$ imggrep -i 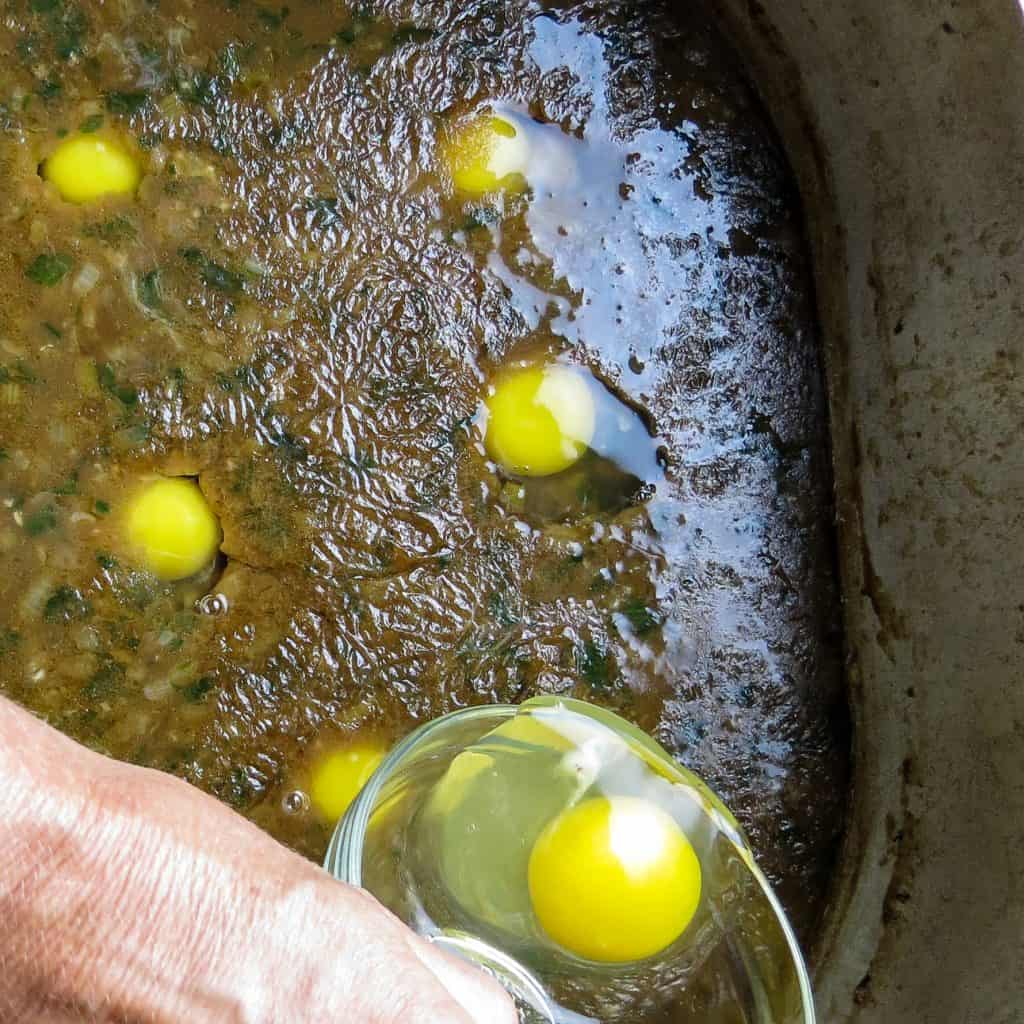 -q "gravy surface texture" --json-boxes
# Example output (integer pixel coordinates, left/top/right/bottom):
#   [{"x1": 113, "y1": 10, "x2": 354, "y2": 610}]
[{"x1": 0, "y1": 0, "x2": 848, "y2": 946}]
